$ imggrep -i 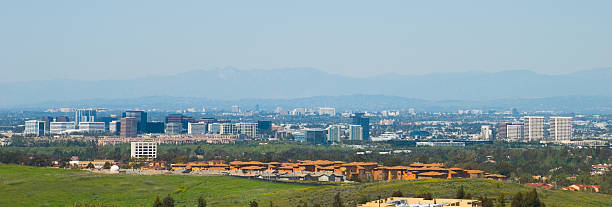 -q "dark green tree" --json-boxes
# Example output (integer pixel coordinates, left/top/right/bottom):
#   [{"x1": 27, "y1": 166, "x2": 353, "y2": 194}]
[
  {"x1": 456, "y1": 186, "x2": 465, "y2": 199},
  {"x1": 511, "y1": 192, "x2": 525, "y2": 207},
  {"x1": 479, "y1": 196, "x2": 494, "y2": 207},
  {"x1": 332, "y1": 192, "x2": 344, "y2": 207},
  {"x1": 103, "y1": 161, "x2": 111, "y2": 169},
  {"x1": 197, "y1": 196, "x2": 206, "y2": 207},
  {"x1": 162, "y1": 194, "x2": 174, "y2": 207},
  {"x1": 524, "y1": 189, "x2": 545, "y2": 207},
  {"x1": 496, "y1": 194, "x2": 506, "y2": 207},
  {"x1": 392, "y1": 190, "x2": 404, "y2": 197},
  {"x1": 86, "y1": 162, "x2": 95, "y2": 169},
  {"x1": 153, "y1": 196, "x2": 162, "y2": 207},
  {"x1": 418, "y1": 192, "x2": 433, "y2": 200}
]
